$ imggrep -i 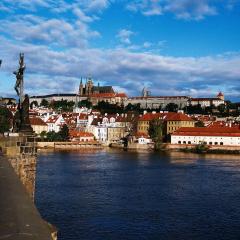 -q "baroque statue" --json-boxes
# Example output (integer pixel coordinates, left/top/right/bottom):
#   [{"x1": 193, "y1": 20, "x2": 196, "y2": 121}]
[
  {"x1": 13, "y1": 53, "x2": 33, "y2": 134},
  {"x1": 13, "y1": 53, "x2": 25, "y2": 103}
]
